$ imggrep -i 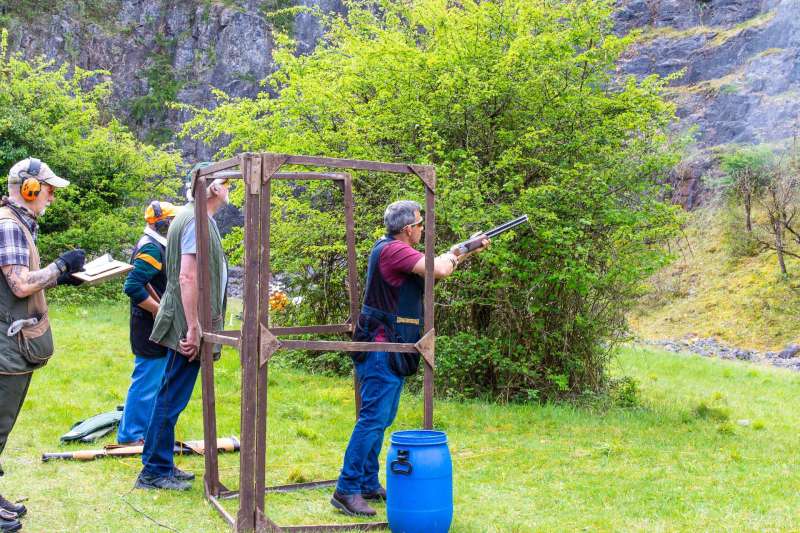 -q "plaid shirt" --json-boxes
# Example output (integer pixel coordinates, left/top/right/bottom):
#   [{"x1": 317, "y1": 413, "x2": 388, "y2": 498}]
[{"x1": 0, "y1": 202, "x2": 38, "y2": 268}]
